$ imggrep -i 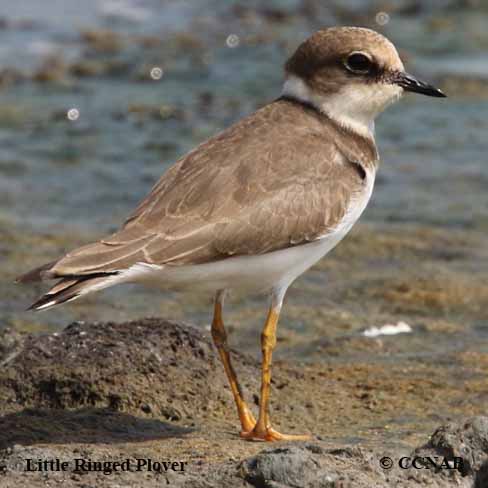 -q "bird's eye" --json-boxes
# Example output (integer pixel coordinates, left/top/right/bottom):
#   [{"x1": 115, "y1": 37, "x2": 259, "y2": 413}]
[{"x1": 344, "y1": 52, "x2": 373, "y2": 74}]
